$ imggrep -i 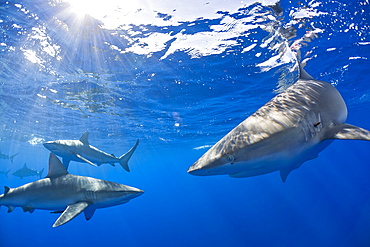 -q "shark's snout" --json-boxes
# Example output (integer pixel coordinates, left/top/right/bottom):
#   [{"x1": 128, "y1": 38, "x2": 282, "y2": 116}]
[
  {"x1": 127, "y1": 189, "x2": 144, "y2": 200},
  {"x1": 135, "y1": 190, "x2": 144, "y2": 196},
  {"x1": 43, "y1": 142, "x2": 56, "y2": 150},
  {"x1": 187, "y1": 165, "x2": 200, "y2": 175},
  {"x1": 187, "y1": 160, "x2": 212, "y2": 176}
]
